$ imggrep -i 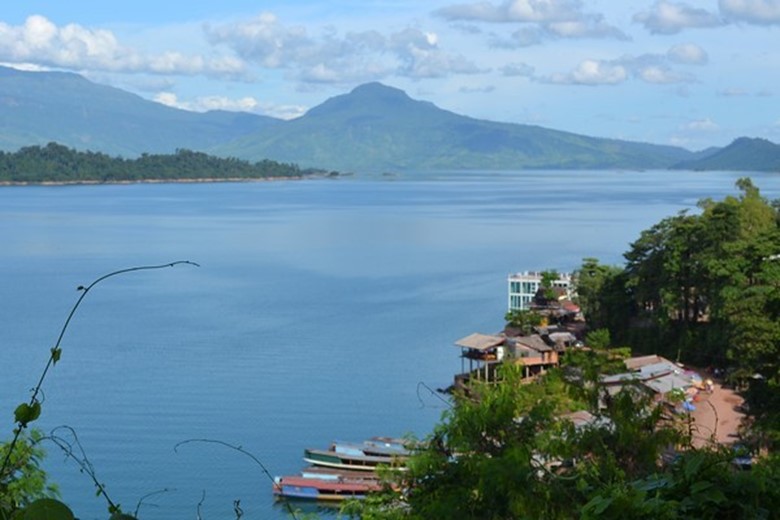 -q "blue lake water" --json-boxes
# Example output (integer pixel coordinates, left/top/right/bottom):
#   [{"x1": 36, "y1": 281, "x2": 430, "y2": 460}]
[{"x1": 1, "y1": 170, "x2": 779, "y2": 519}]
